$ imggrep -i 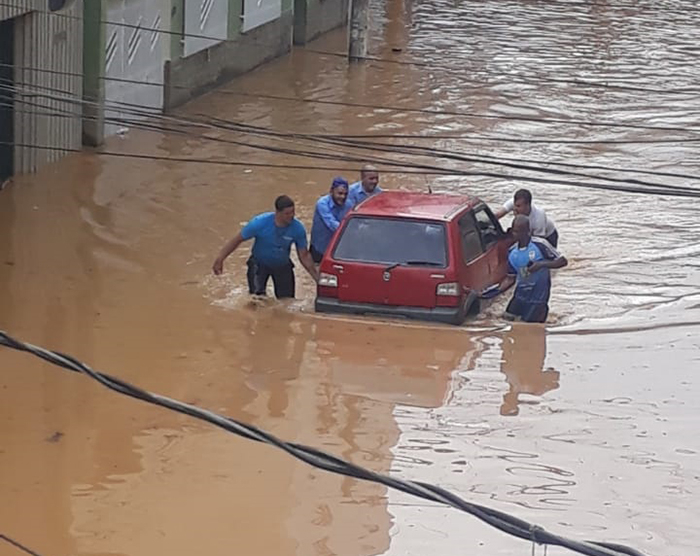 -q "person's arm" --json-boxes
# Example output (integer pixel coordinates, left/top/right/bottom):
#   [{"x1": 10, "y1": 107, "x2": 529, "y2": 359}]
[
  {"x1": 317, "y1": 200, "x2": 342, "y2": 231},
  {"x1": 498, "y1": 274, "x2": 516, "y2": 291},
  {"x1": 297, "y1": 246, "x2": 320, "y2": 283},
  {"x1": 529, "y1": 256, "x2": 567, "y2": 273},
  {"x1": 528, "y1": 239, "x2": 567, "y2": 272},
  {"x1": 497, "y1": 258, "x2": 518, "y2": 291},
  {"x1": 494, "y1": 198, "x2": 514, "y2": 220},
  {"x1": 212, "y1": 232, "x2": 245, "y2": 275}
]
